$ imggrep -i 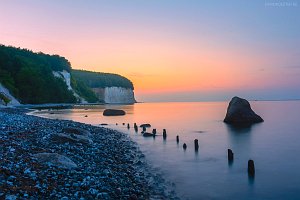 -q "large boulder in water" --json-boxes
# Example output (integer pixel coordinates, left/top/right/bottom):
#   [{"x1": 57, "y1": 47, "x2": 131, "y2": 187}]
[
  {"x1": 224, "y1": 96, "x2": 263, "y2": 124},
  {"x1": 103, "y1": 109, "x2": 126, "y2": 116}
]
